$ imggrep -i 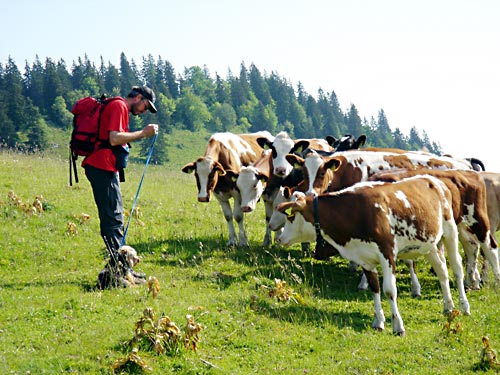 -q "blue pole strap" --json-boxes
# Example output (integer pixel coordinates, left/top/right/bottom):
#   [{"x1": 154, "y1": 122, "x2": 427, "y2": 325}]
[{"x1": 121, "y1": 133, "x2": 158, "y2": 246}]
